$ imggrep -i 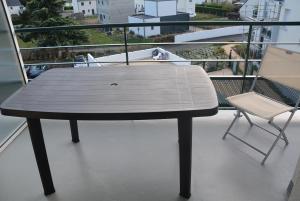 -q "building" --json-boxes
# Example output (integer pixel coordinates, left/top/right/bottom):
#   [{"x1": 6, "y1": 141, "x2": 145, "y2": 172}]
[
  {"x1": 177, "y1": 0, "x2": 196, "y2": 17},
  {"x1": 239, "y1": 0, "x2": 300, "y2": 53},
  {"x1": 239, "y1": 0, "x2": 282, "y2": 54},
  {"x1": 97, "y1": 0, "x2": 135, "y2": 24},
  {"x1": 128, "y1": 0, "x2": 190, "y2": 37},
  {"x1": 72, "y1": 0, "x2": 97, "y2": 16},
  {"x1": 5, "y1": 0, "x2": 24, "y2": 15},
  {"x1": 135, "y1": 0, "x2": 145, "y2": 14},
  {"x1": 273, "y1": 0, "x2": 300, "y2": 52}
]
